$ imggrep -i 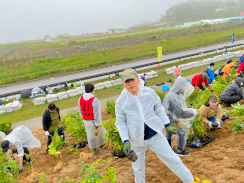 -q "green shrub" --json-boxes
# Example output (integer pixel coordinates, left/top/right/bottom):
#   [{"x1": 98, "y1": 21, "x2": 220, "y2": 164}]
[
  {"x1": 48, "y1": 129, "x2": 65, "y2": 157},
  {"x1": 189, "y1": 117, "x2": 207, "y2": 139},
  {"x1": 105, "y1": 100, "x2": 116, "y2": 117},
  {"x1": 155, "y1": 90, "x2": 166, "y2": 102},
  {"x1": 0, "y1": 149, "x2": 19, "y2": 182},
  {"x1": 232, "y1": 117, "x2": 243, "y2": 138},
  {"x1": 187, "y1": 88, "x2": 212, "y2": 108},
  {"x1": 78, "y1": 159, "x2": 117, "y2": 183},
  {"x1": 211, "y1": 69, "x2": 238, "y2": 100},
  {"x1": 103, "y1": 118, "x2": 123, "y2": 150},
  {"x1": 0, "y1": 120, "x2": 12, "y2": 132},
  {"x1": 227, "y1": 102, "x2": 244, "y2": 116},
  {"x1": 61, "y1": 110, "x2": 87, "y2": 143}
]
